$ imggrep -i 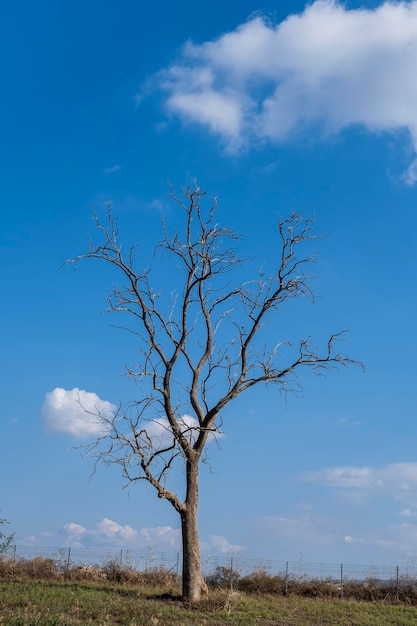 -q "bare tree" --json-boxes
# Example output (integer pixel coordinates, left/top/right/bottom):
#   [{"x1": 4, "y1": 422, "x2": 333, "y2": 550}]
[{"x1": 69, "y1": 183, "x2": 360, "y2": 602}]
